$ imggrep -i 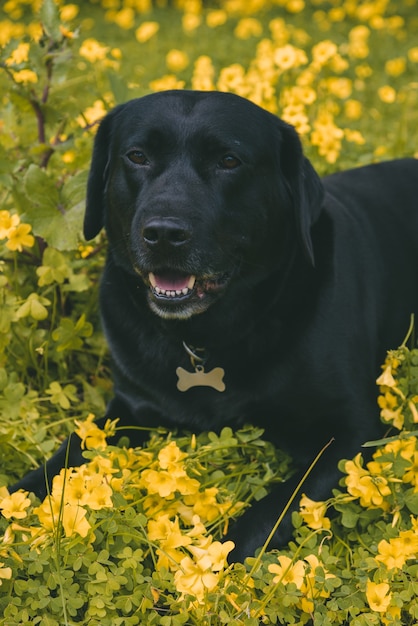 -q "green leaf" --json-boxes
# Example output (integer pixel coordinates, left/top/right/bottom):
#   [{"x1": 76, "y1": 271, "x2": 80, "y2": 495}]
[
  {"x1": 61, "y1": 170, "x2": 88, "y2": 208},
  {"x1": 107, "y1": 71, "x2": 131, "y2": 104},
  {"x1": 23, "y1": 165, "x2": 84, "y2": 250},
  {"x1": 405, "y1": 489, "x2": 418, "y2": 515},
  {"x1": 40, "y1": 0, "x2": 62, "y2": 40},
  {"x1": 52, "y1": 314, "x2": 93, "y2": 351},
  {"x1": 36, "y1": 247, "x2": 71, "y2": 286},
  {"x1": 24, "y1": 164, "x2": 59, "y2": 210}
]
